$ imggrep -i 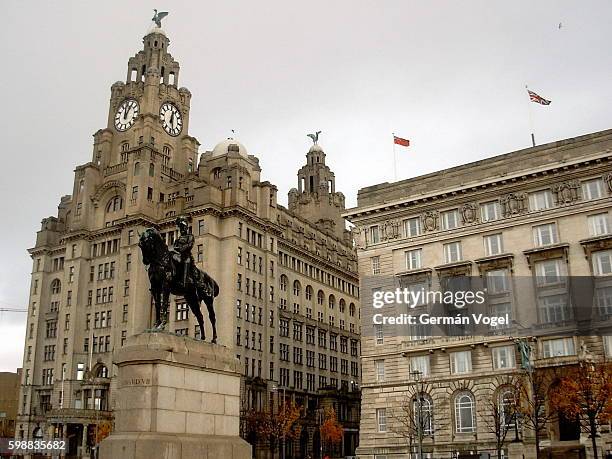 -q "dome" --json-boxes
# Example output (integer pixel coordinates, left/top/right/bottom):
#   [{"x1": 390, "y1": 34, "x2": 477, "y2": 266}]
[
  {"x1": 308, "y1": 144, "x2": 324, "y2": 153},
  {"x1": 211, "y1": 138, "x2": 249, "y2": 158},
  {"x1": 145, "y1": 25, "x2": 167, "y2": 36}
]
